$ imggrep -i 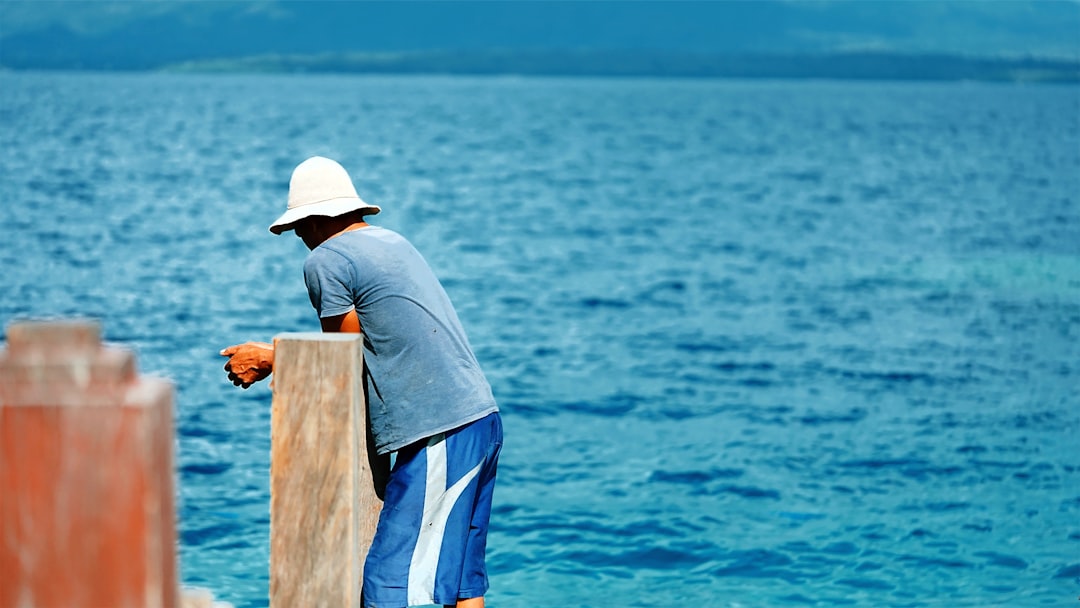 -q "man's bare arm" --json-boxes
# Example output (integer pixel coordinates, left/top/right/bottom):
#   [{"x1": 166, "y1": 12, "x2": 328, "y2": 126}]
[
  {"x1": 221, "y1": 311, "x2": 359, "y2": 388},
  {"x1": 320, "y1": 310, "x2": 362, "y2": 334}
]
